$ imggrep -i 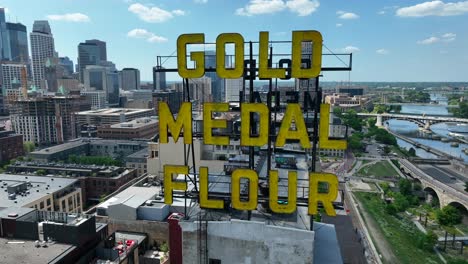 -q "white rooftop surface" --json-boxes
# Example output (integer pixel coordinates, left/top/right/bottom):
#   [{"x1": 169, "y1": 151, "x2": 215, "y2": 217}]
[
  {"x1": 77, "y1": 108, "x2": 153, "y2": 116},
  {"x1": 110, "y1": 117, "x2": 158, "y2": 129},
  {"x1": 98, "y1": 185, "x2": 161, "y2": 210}
]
